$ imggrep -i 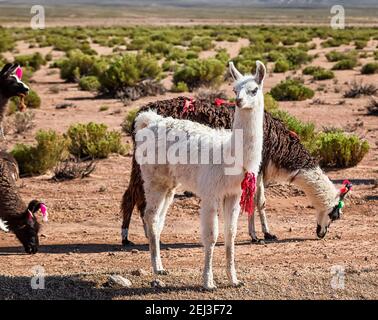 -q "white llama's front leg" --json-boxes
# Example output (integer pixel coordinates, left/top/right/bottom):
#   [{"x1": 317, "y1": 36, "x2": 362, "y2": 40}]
[
  {"x1": 144, "y1": 189, "x2": 169, "y2": 275},
  {"x1": 224, "y1": 195, "x2": 242, "y2": 287},
  {"x1": 200, "y1": 201, "x2": 219, "y2": 290}
]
